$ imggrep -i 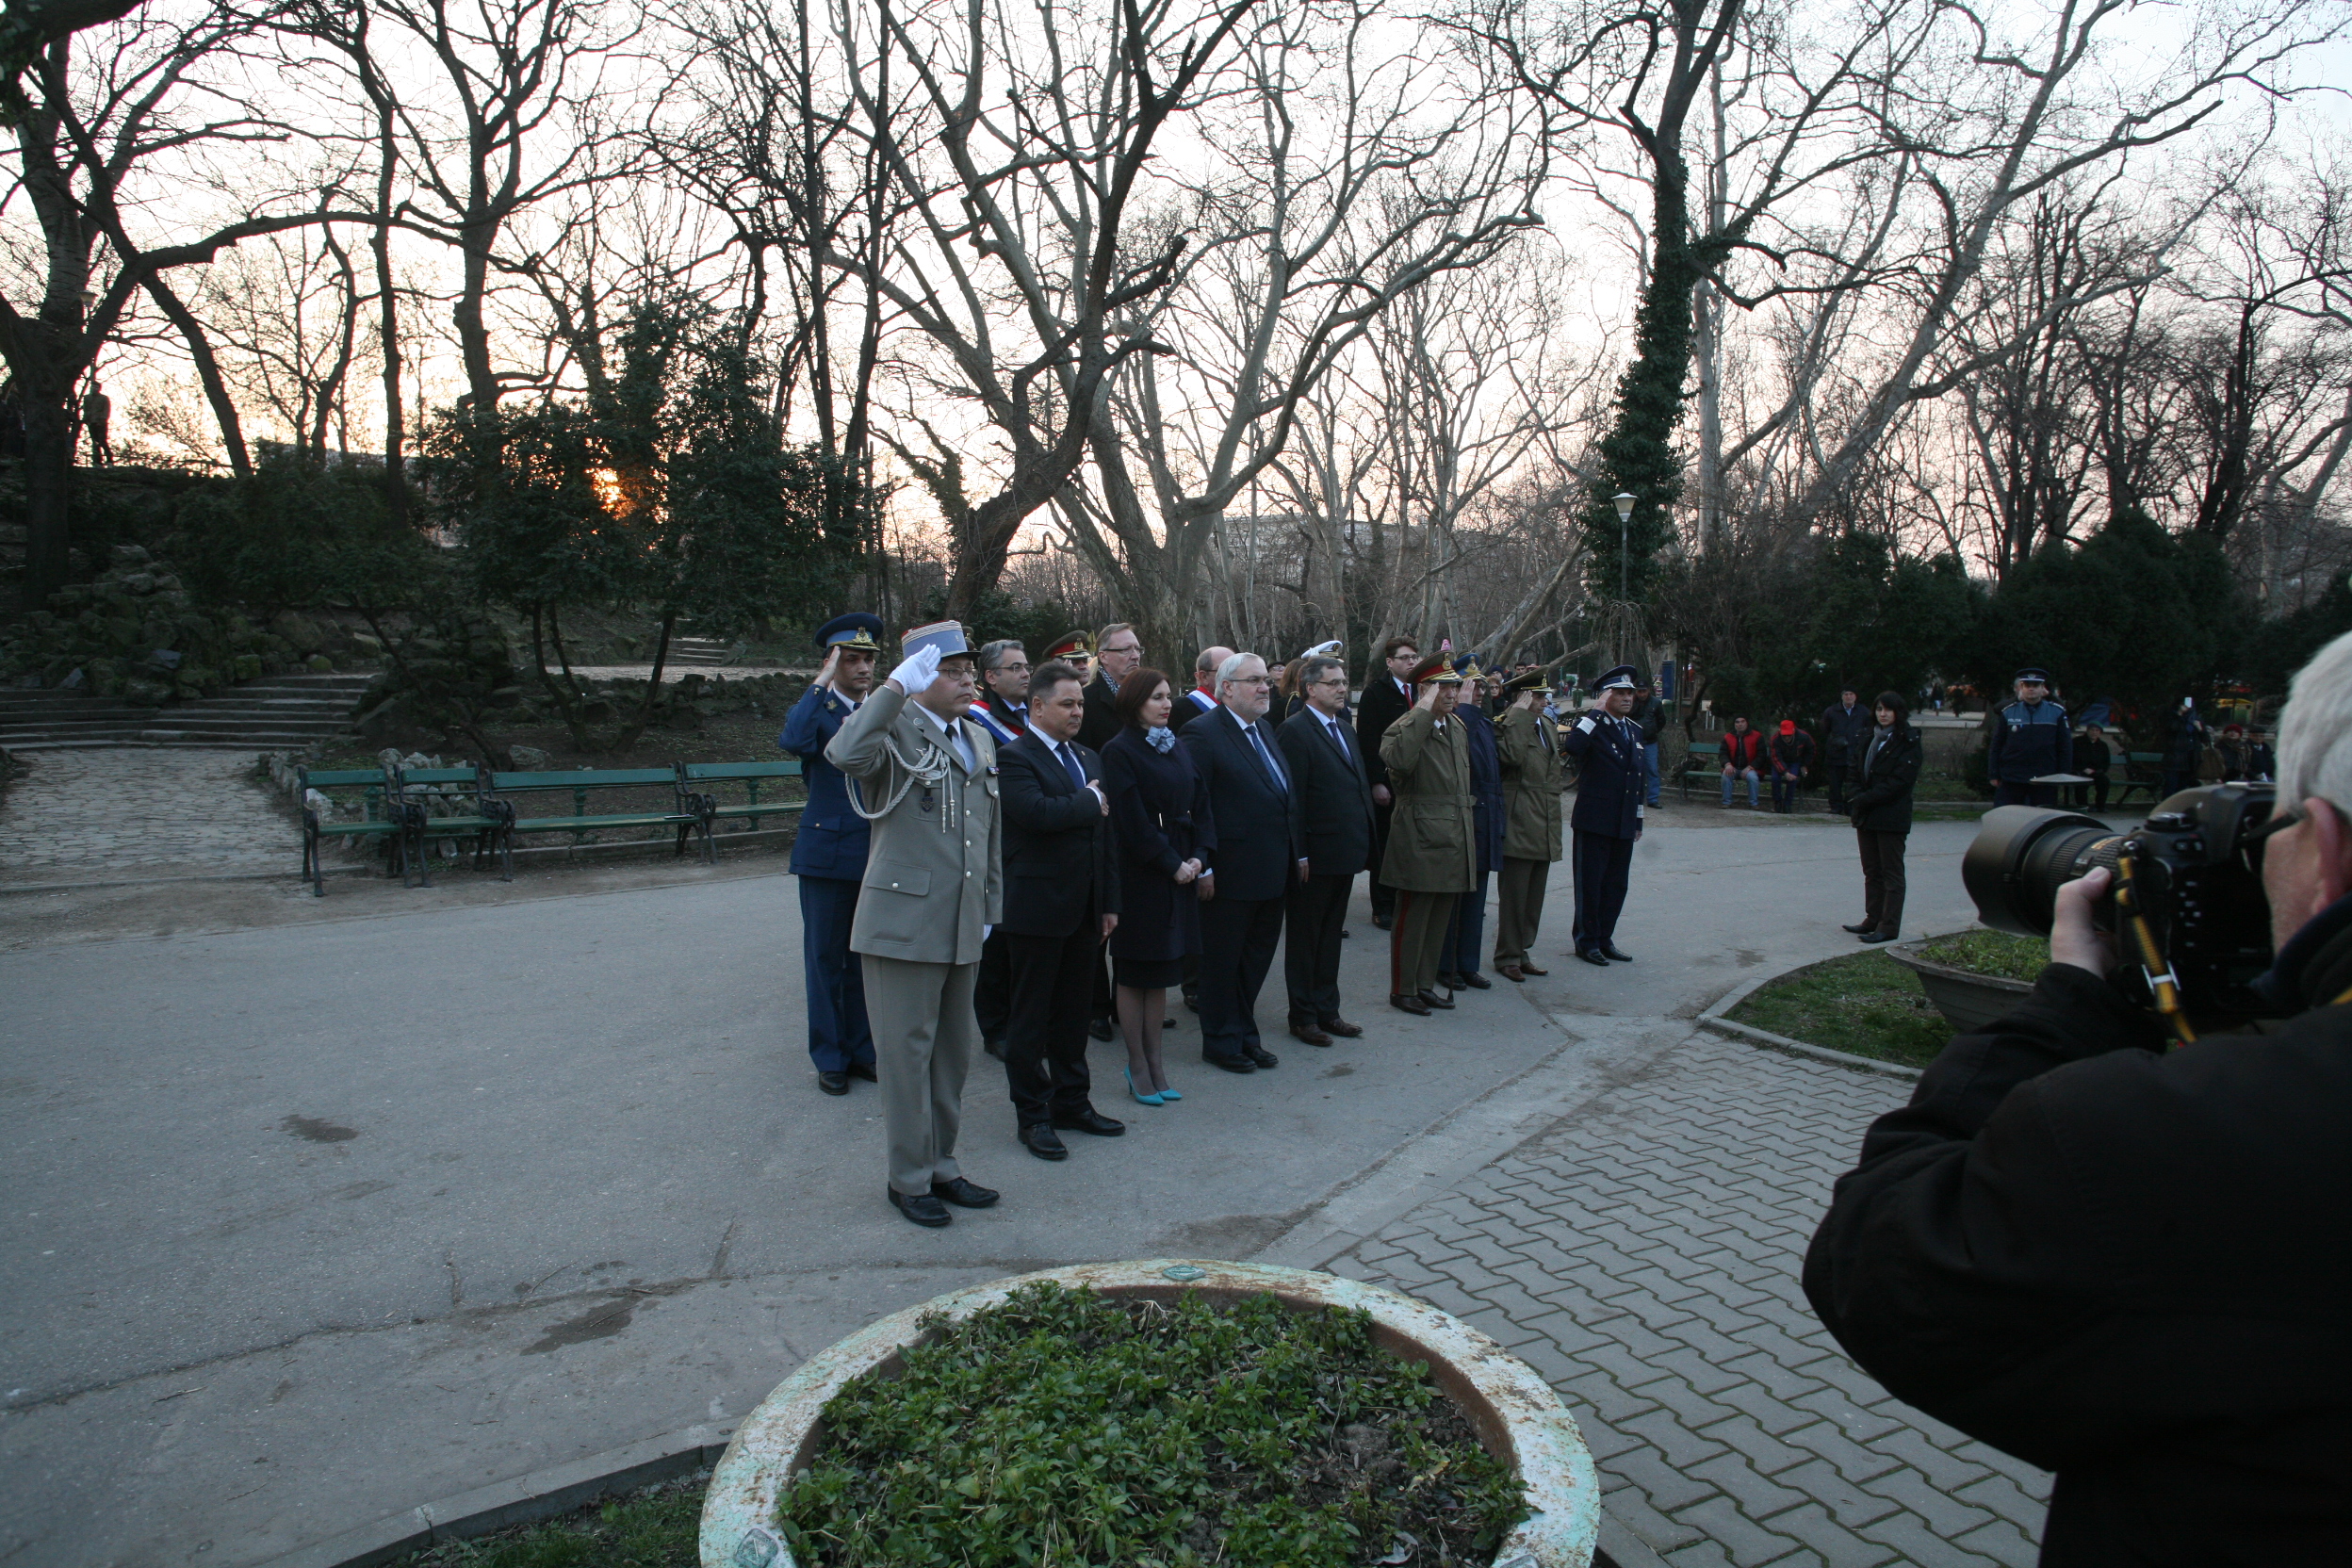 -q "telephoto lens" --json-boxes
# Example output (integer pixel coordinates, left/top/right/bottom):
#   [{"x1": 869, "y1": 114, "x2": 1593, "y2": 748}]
[{"x1": 1961, "y1": 807, "x2": 2125, "y2": 938}]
